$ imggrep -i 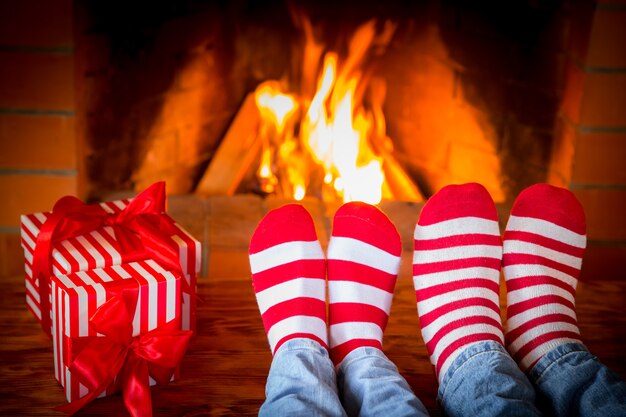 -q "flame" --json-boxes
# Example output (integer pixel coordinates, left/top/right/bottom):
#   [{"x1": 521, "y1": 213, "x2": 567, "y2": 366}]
[
  {"x1": 302, "y1": 55, "x2": 384, "y2": 204},
  {"x1": 257, "y1": 146, "x2": 276, "y2": 193},
  {"x1": 278, "y1": 132, "x2": 308, "y2": 201},
  {"x1": 255, "y1": 81, "x2": 297, "y2": 134},
  {"x1": 254, "y1": 82, "x2": 297, "y2": 195},
  {"x1": 294, "y1": 185, "x2": 306, "y2": 200},
  {"x1": 254, "y1": 20, "x2": 393, "y2": 204}
]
